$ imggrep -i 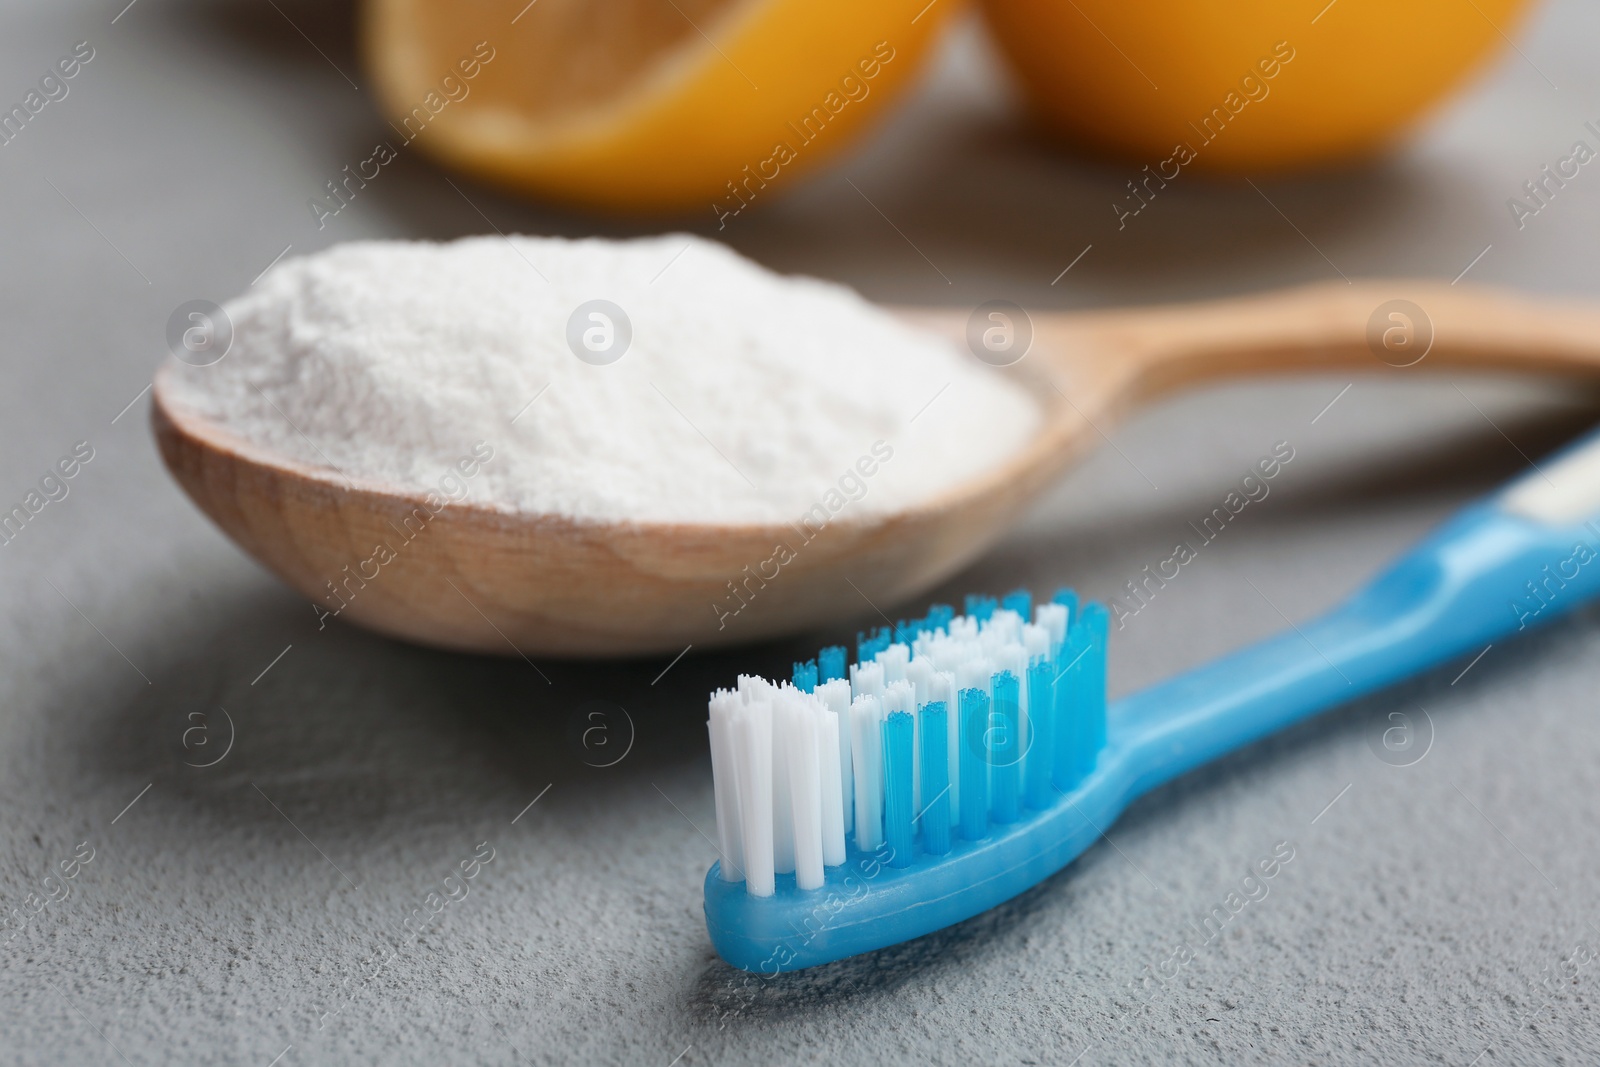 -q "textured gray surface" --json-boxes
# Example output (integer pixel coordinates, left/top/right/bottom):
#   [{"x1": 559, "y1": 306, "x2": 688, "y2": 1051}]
[{"x1": 4, "y1": 1, "x2": 1600, "y2": 1064}]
